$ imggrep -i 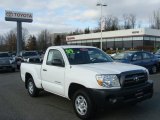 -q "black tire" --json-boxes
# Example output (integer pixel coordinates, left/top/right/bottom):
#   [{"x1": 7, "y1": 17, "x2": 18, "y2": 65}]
[
  {"x1": 27, "y1": 77, "x2": 39, "y2": 97},
  {"x1": 12, "y1": 68, "x2": 16, "y2": 72},
  {"x1": 151, "y1": 65, "x2": 157, "y2": 74},
  {"x1": 72, "y1": 89, "x2": 95, "y2": 120},
  {"x1": 17, "y1": 65, "x2": 20, "y2": 70}
]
